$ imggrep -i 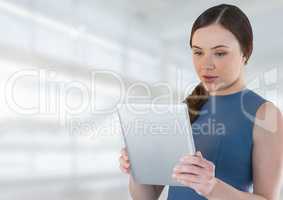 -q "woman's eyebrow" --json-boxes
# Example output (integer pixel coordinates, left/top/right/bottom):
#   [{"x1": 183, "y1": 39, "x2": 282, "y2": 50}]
[
  {"x1": 211, "y1": 45, "x2": 229, "y2": 49},
  {"x1": 192, "y1": 45, "x2": 202, "y2": 49},
  {"x1": 192, "y1": 45, "x2": 229, "y2": 49}
]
